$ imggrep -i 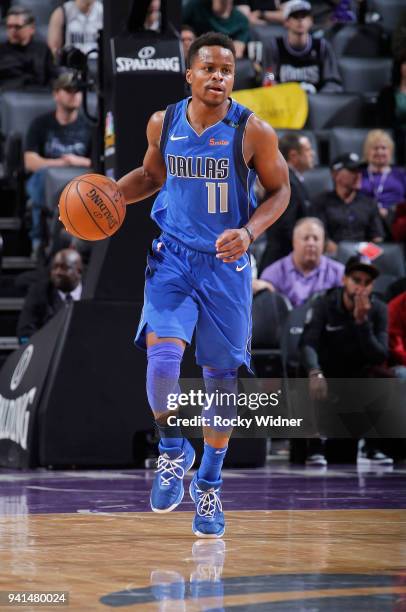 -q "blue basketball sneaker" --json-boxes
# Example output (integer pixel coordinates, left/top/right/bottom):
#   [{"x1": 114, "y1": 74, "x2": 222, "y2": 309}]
[
  {"x1": 150, "y1": 439, "x2": 195, "y2": 513},
  {"x1": 189, "y1": 473, "x2": 225, "y2": 538}
]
